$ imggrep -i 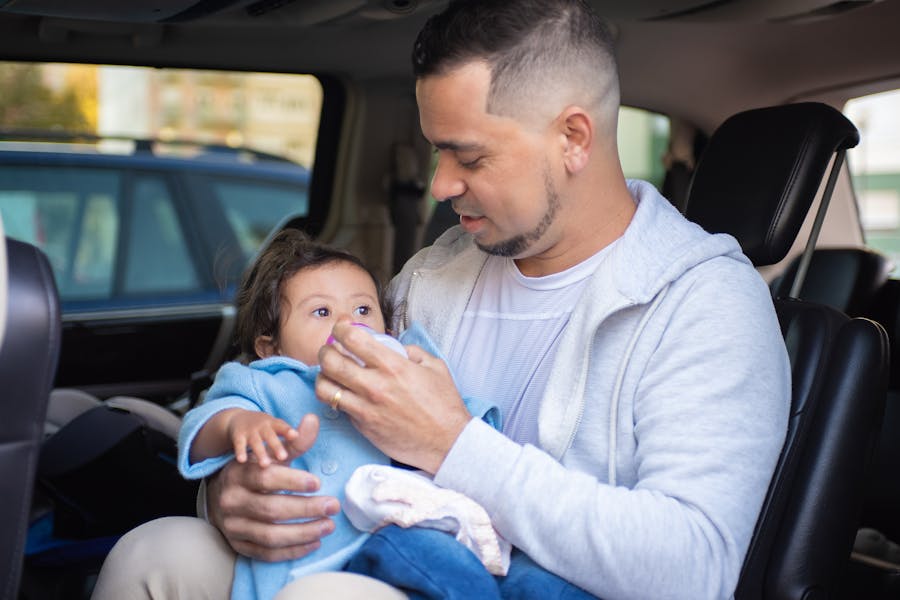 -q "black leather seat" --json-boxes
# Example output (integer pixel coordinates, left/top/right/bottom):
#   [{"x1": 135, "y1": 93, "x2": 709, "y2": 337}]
[
  {"x1": 773, "y1": 247, "x2": 893, "y2": 317},
  {"x1": 0, "y1": 238, "x2": 62, "y2": 600},
  {"x1": 684, "y1": 102, "x2": 890, "y2": 599},
  {"x1": 774, "y1": 246, "x2": 900, "y2": 569}
]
